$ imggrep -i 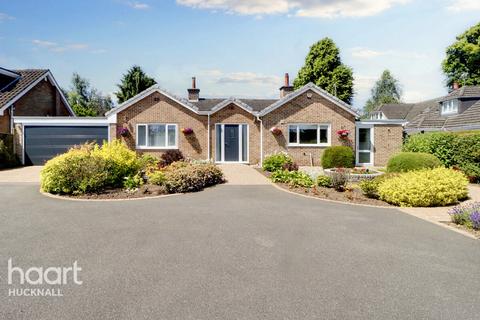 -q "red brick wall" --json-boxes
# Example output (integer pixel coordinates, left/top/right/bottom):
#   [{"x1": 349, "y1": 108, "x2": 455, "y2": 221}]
[
  {"x1": 373, "y1": 124, "x2": 403, "y2": 166},
  {"x1": 116, "y1": 92, "x2": 209, "y2": 159},
  {"x1": 0, "y1": 109, "x2": 11, "y2": 134},
  {"x1": 262, "y1": 90, "x2": 356, "y2": 166},
  {"x1": 14, "y1": 79, "x2": 70, "y2": 116}
]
